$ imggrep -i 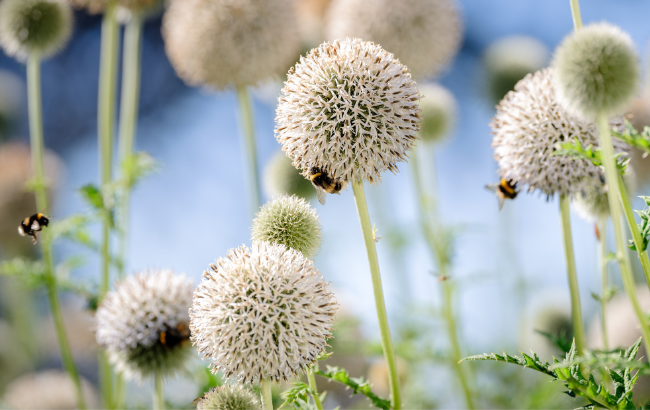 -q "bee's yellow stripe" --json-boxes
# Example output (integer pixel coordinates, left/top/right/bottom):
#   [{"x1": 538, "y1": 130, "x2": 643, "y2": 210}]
[
  {"x1": 500, "y1": 179, "x2": 515, "y2": 195},
  {"x1": 310, "y1": 172, "x2": 322, "y2": 181}
]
